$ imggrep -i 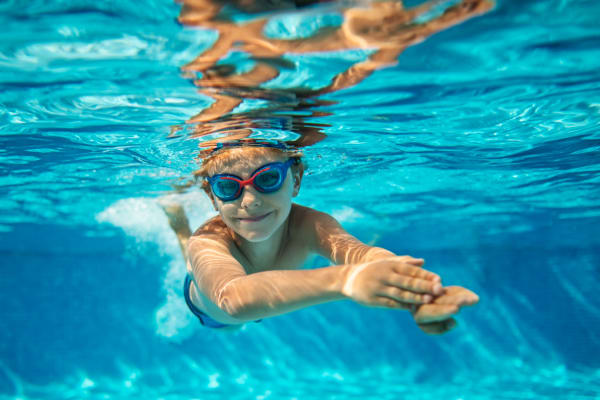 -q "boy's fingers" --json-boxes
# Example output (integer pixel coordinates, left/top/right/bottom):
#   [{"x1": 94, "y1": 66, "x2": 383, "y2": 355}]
[
  {"x1": 418, "y1": 319, "x2": 457, "y2": 335},
  {"x1": 378, "y1": 289, "x2": 432, "y2": 305},
  {"x1": 385, "y1": 275, "x2": 442, "y2": 295},
  {"x1": 394, "y1": 262, "x2": 441, "y2": 283},
  {"x1": 406, "y1": 257, "x2": 425, "y2": 266},
  {"x1": 397, "y1": 256, "x2": 425, "y2": 267},
  {"x1": 375, "y1": 296, "x2": 413, "y2": 310},
  {"x1": 433, "y1": 286, "x2": 480, "y2": 306},
  {"x1": 413, "y1": 304, "x2": 459, "y2": 323}
]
